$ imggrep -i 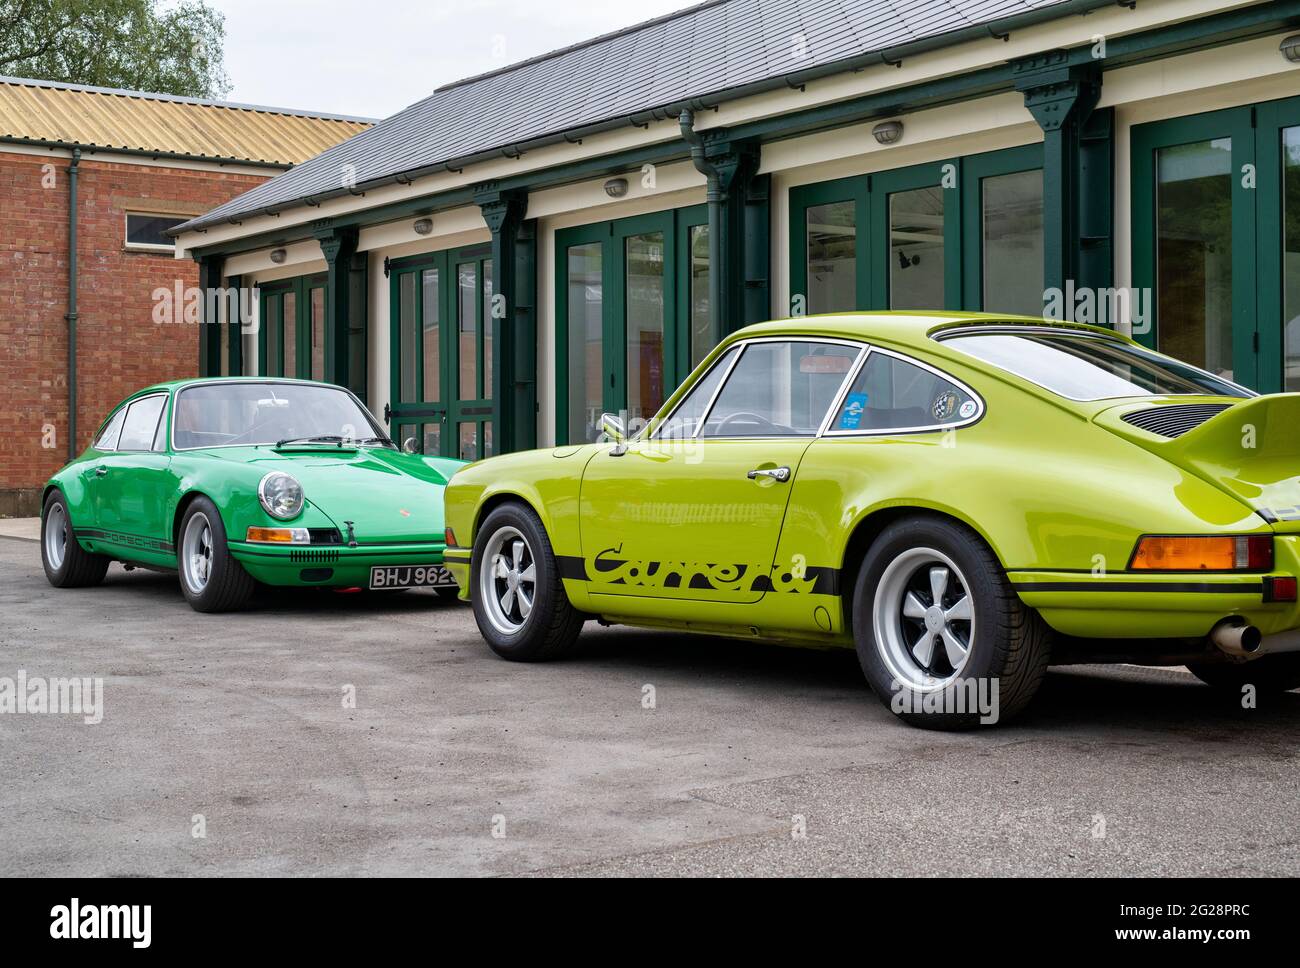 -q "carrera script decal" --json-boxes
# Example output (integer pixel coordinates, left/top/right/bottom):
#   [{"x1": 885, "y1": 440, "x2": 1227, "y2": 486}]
[{"x1": 585, "y1": 544, "x2": 836, "y2": 595}]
